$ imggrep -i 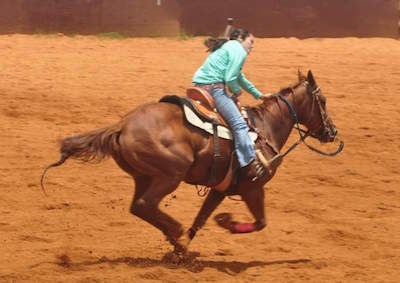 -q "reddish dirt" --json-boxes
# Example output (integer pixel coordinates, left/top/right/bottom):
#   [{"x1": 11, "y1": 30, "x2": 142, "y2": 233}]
[{"x1": 0, "y1": 35, "x2": 399, "y2": 282}]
